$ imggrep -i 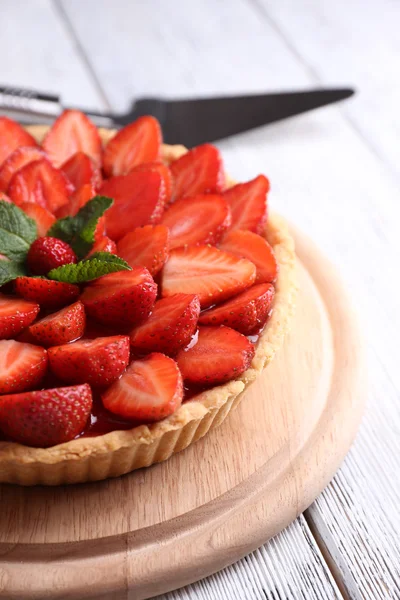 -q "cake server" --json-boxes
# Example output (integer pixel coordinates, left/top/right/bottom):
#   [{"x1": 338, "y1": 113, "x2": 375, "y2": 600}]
[{"x1": 0, "y1": 84, "x2": 354, "y2": 147}]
